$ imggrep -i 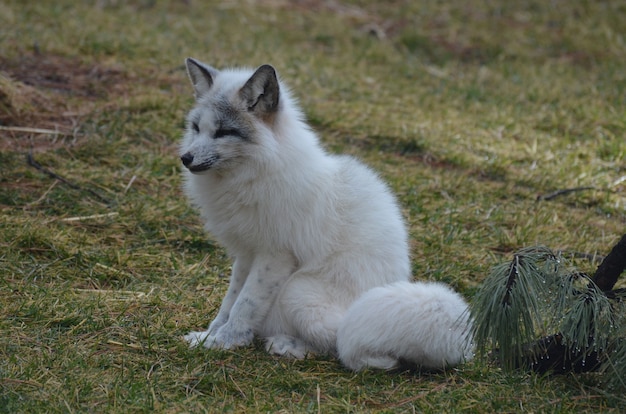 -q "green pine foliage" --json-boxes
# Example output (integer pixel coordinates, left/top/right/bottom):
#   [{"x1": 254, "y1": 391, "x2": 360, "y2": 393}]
[
  {"x1": 472, "y1": 247, "x2": 557, "y2": 369},
  {"x1": 471, "y1": 246, "x2": 626, "y2": 390}
]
